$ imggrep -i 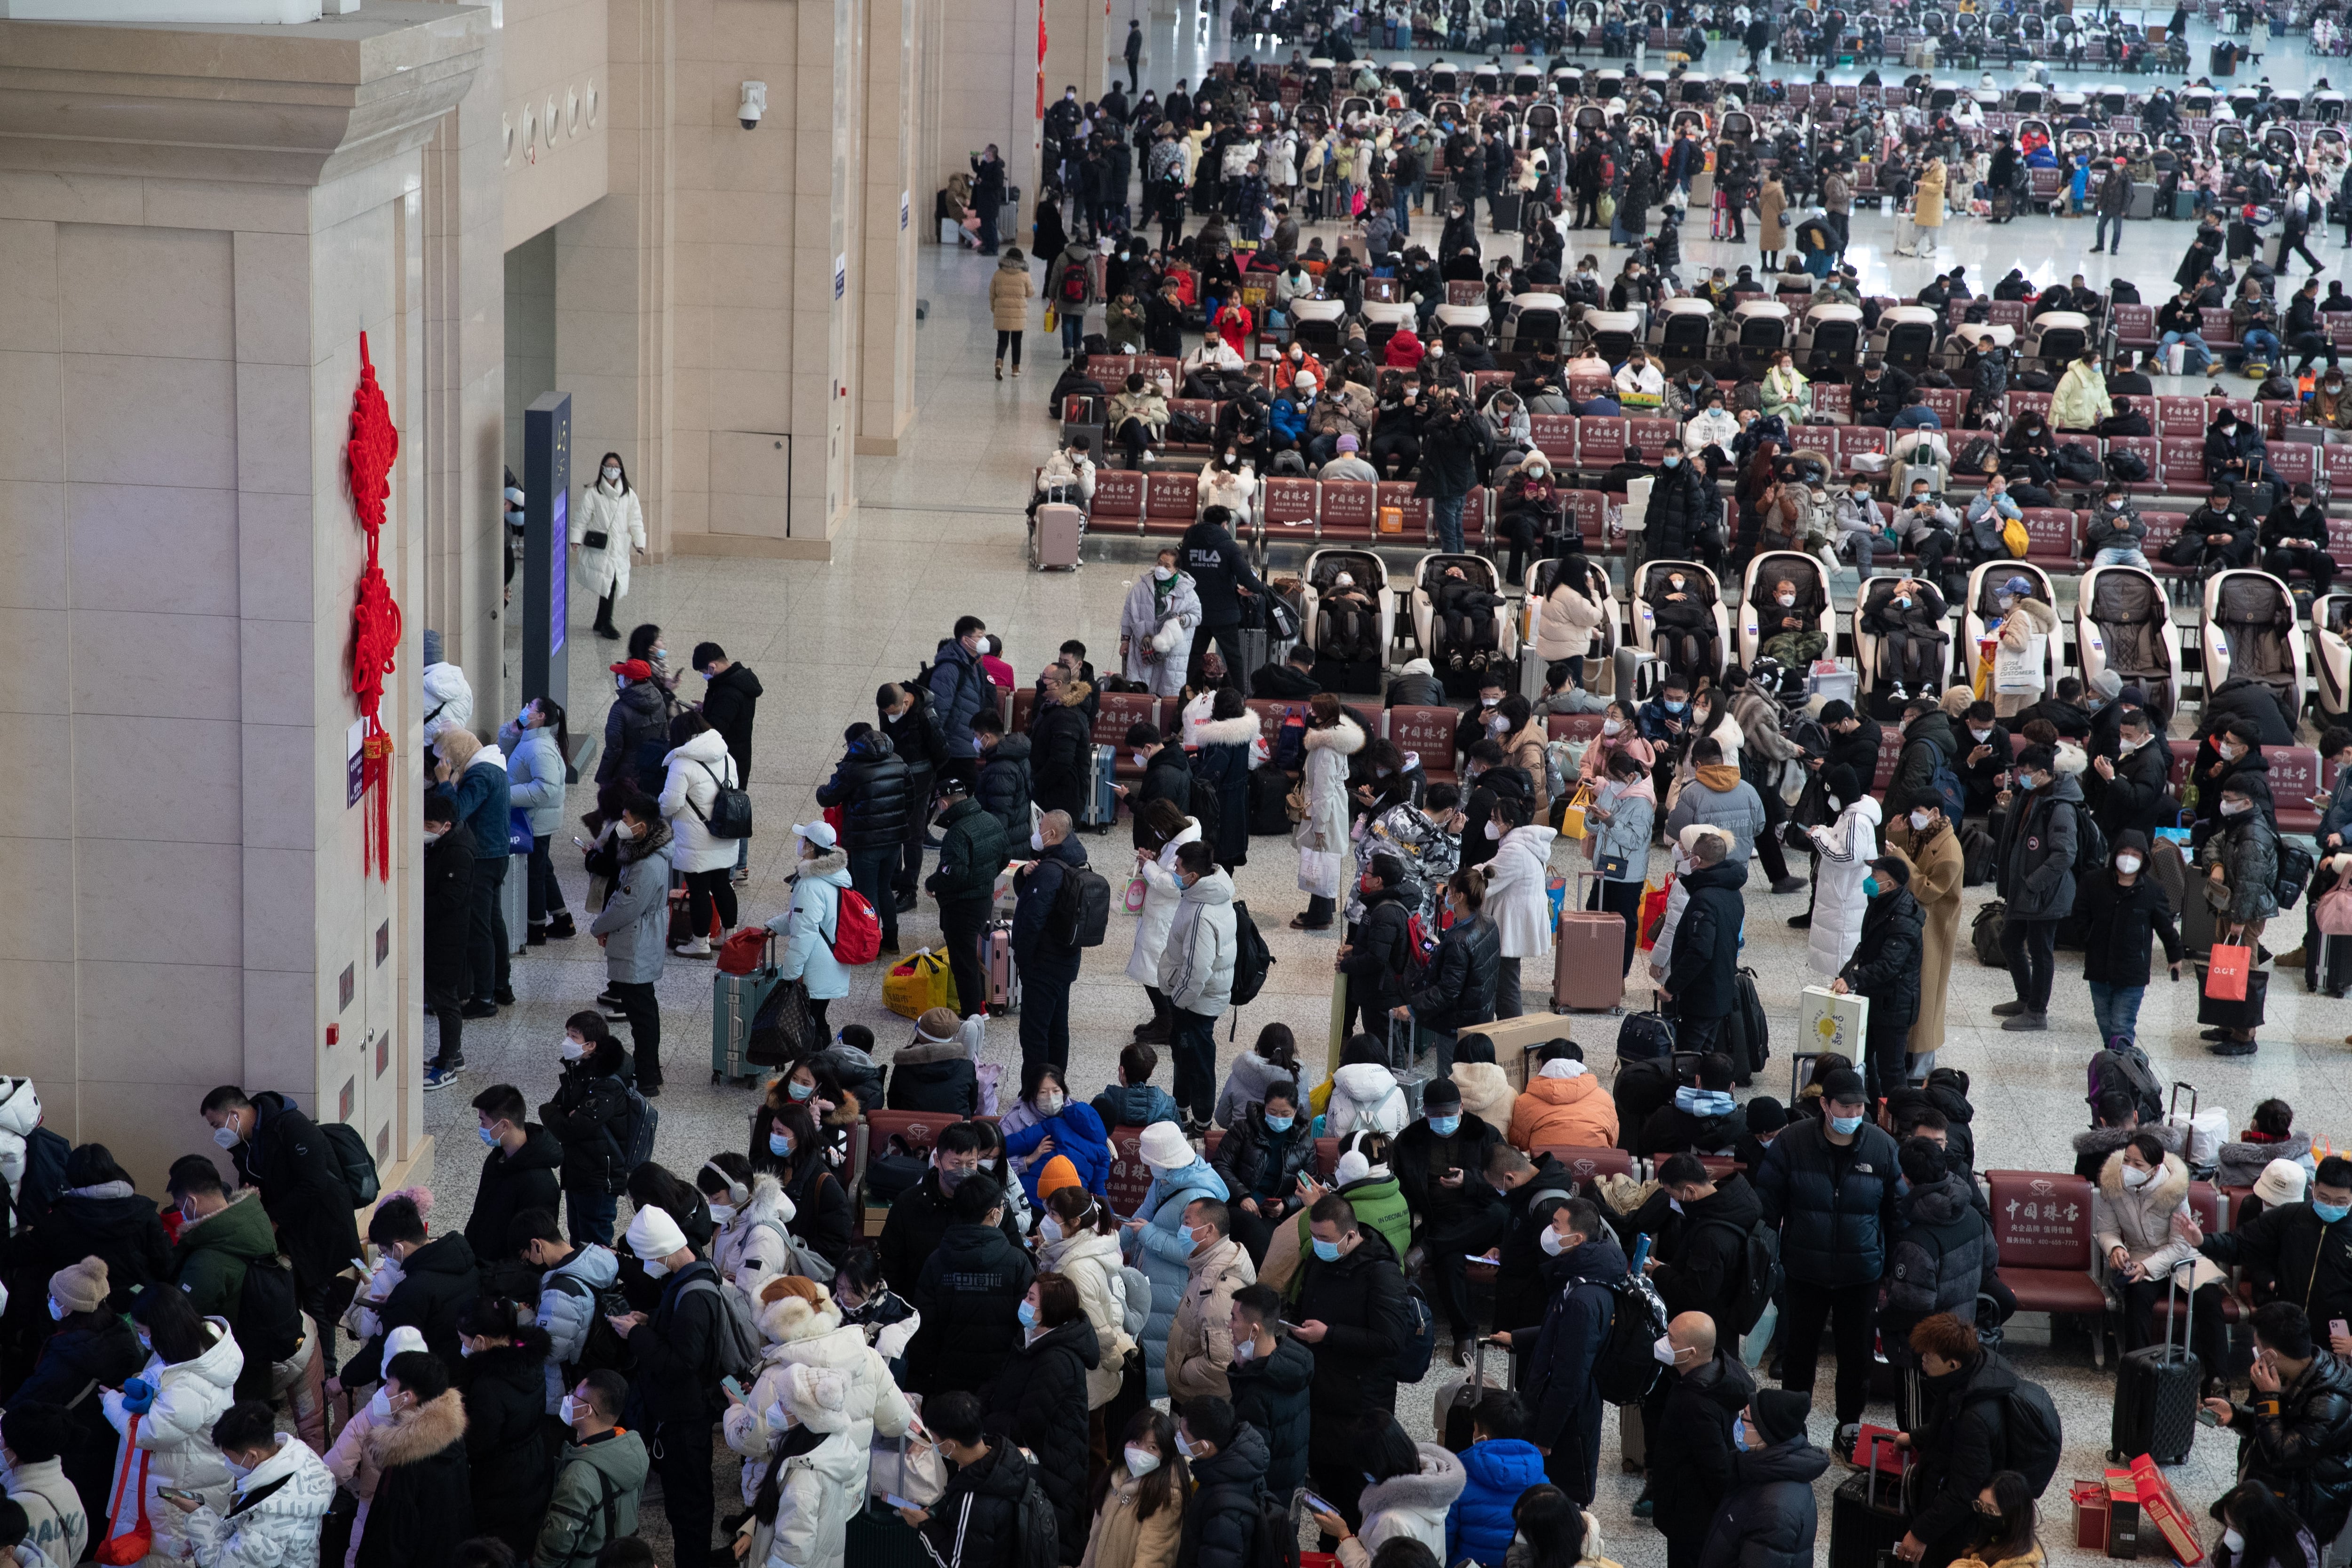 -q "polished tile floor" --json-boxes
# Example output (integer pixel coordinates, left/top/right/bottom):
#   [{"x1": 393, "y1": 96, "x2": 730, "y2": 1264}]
[{"x1": 428, "y1": 18, "x2": 2352, "y2": 1564}]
